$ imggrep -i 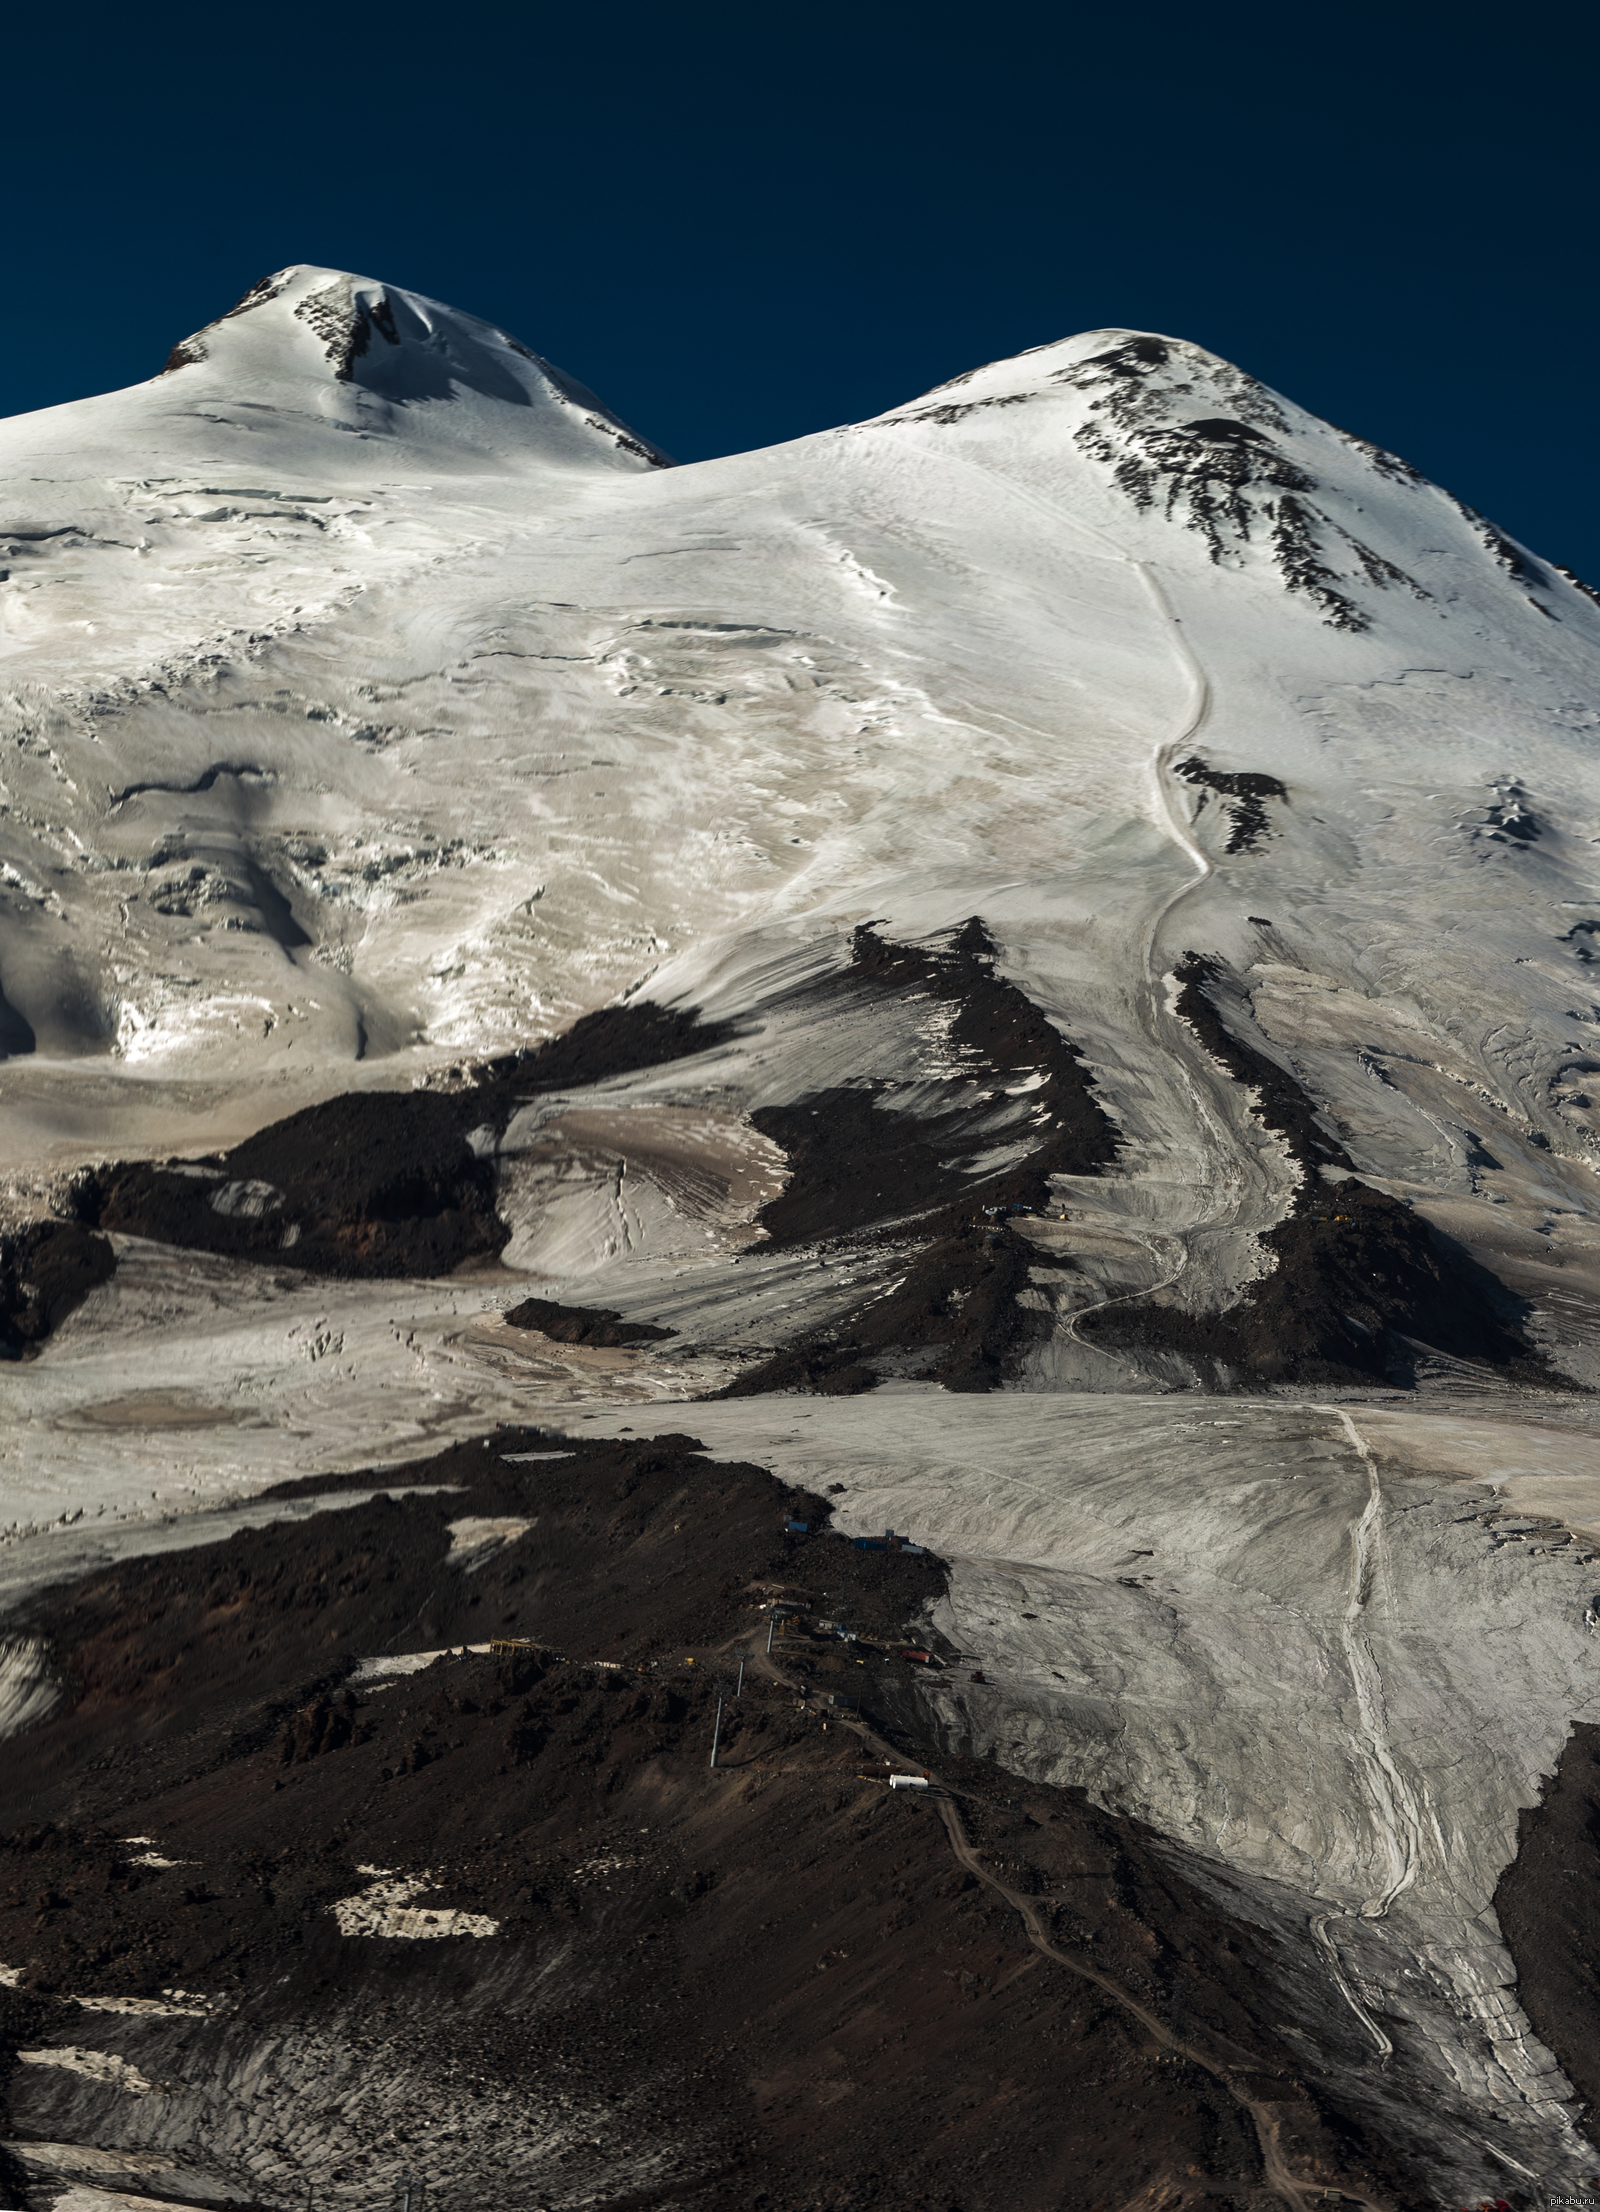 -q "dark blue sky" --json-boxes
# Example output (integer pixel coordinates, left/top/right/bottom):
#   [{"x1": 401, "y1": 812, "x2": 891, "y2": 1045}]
[{"x1": 11, "y1": 2, "x2": 1597, "y2": 576}]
